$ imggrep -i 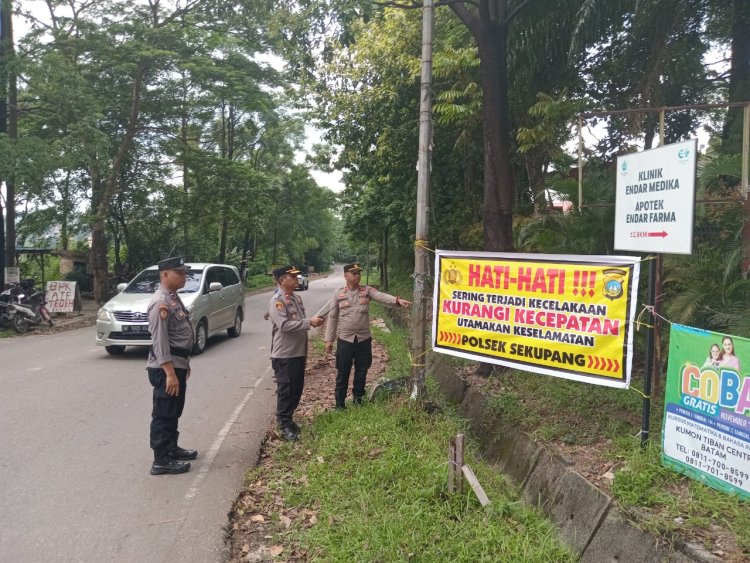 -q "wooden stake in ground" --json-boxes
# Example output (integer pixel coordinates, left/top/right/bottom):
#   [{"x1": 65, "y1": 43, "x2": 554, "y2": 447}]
[
  {"x1": 447, "y1": 433, "x2": 489, "y2": 507},
  {"x1": 462, "y1": 465, "x2": 490, "y2": 507},
  {"x1": 448, "y1": 434, "x2": 465, "y2": 494}
]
